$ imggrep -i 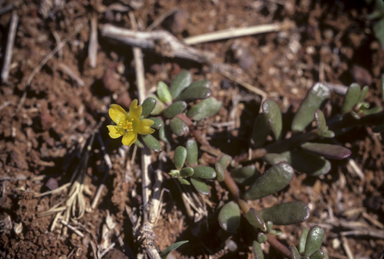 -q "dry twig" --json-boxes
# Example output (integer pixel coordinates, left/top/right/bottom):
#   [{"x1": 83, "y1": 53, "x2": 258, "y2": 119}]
[
  {"x1": 183, "y1": 22, "x2": 289, "y2": 45},
  {"x1": 57, "y1": 63, "x2": 85, "y2": 87},
  {"x1": 89, "y1": 14, "x2": 98, "y2": 68},
  {"x1": 1, "y1": 11, "x2": 18, "y2": 83}
]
